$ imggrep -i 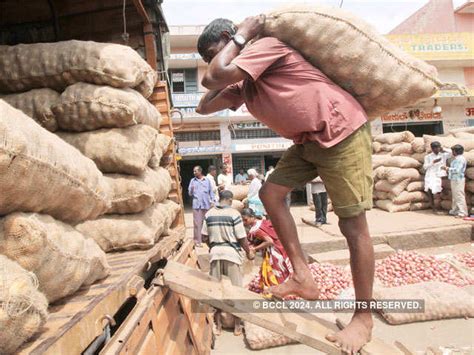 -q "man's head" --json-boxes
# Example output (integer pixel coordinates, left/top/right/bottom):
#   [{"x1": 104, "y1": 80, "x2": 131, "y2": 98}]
[
  {"x1": 241, "y1": 208, "x2": 257, "y2": 226},
  {"x1": 239, "y1": 169, "x2": 245, "y2": 175},
  {"x1": 208, "y1": 165, "x2": 217, "y2": 177},
  {"x1": 222, "y1": 164, "x2": 231, "y2": 174},
  {"x1": 197, "y1": 18, "x2": 236, "y2": 63},
  {"x1": 219, "y1": 190, "x2": 234, "y2": 206},
  {"x1": 430, "y1": 141, "x2": 442, "y2": 154},
  {"x1": 451, "y1": 144, "x2": 464, "y2": 156},
  {"x1": 247, "y1": 168, "x2": 258, "y2": 179},
  {"x1": 193, "y1": 165, "x2": 203, "y2": 178}
]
